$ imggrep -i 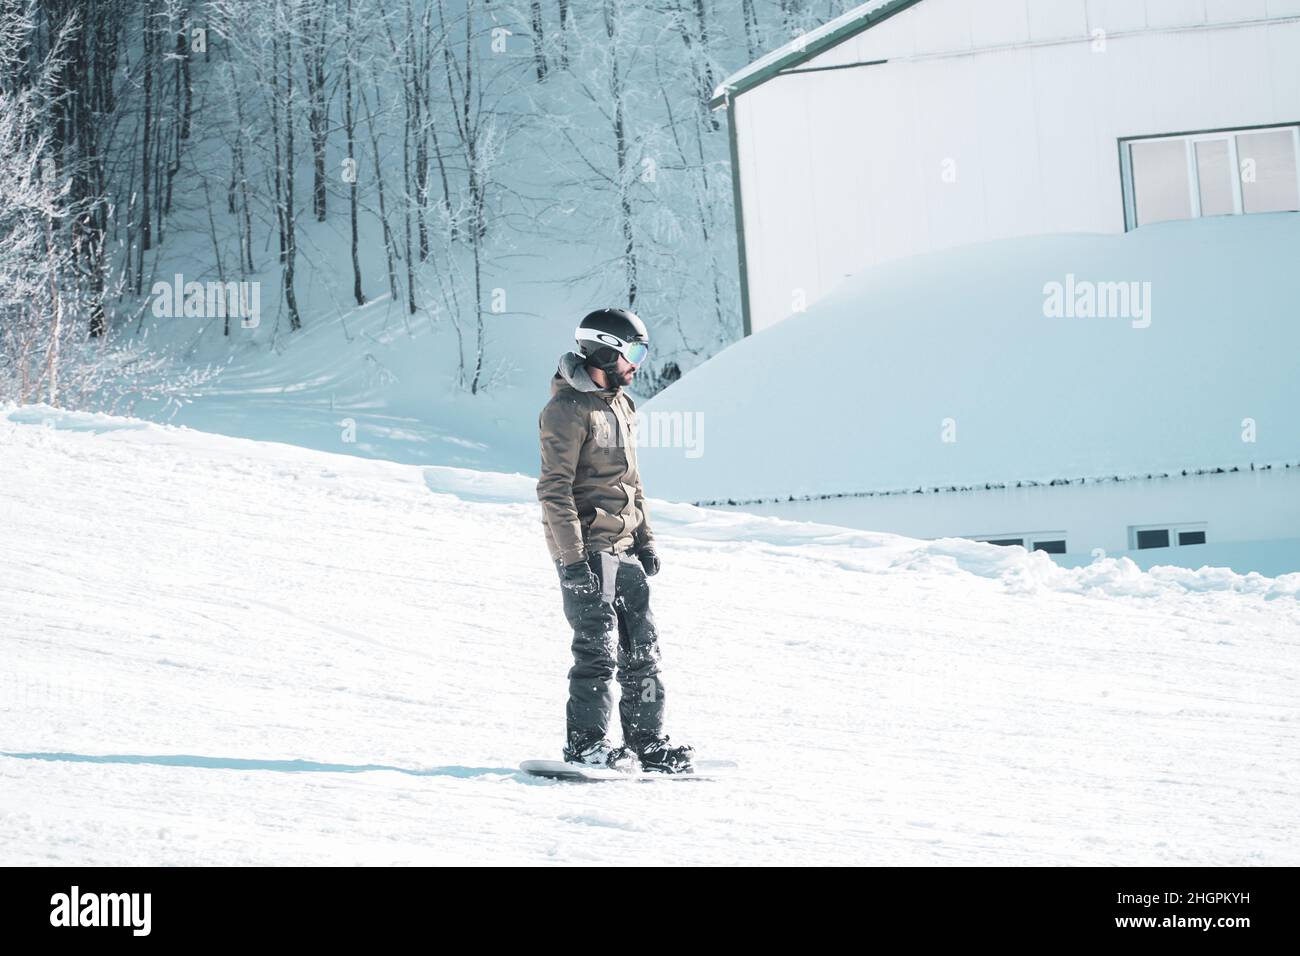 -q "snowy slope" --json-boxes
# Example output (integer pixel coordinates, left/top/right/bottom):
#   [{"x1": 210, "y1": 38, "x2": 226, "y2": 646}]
[
  {"x1": 2, "y1": 407, "x2": 1298, "y2": 865},
  {"x1": 133, "y1": 291, "x2": 570, "y2": 476}
]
